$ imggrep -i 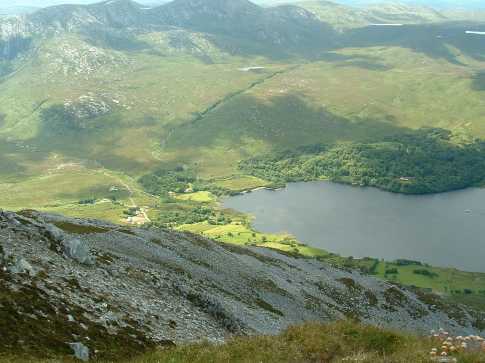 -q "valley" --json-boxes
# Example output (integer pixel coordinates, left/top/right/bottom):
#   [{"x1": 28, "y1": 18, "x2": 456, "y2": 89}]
[{"x1": 1, "y1": 0, "x2": 485, "y2": 335}]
